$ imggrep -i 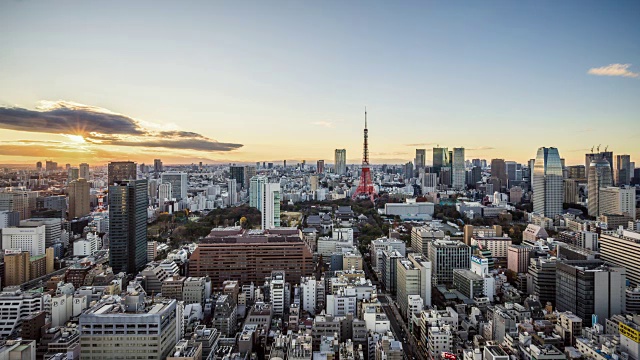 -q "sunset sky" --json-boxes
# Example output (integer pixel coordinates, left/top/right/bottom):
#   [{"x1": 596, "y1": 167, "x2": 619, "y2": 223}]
[{"x1": 1, "y1": 1, "x2": 639, "y2": 166}]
